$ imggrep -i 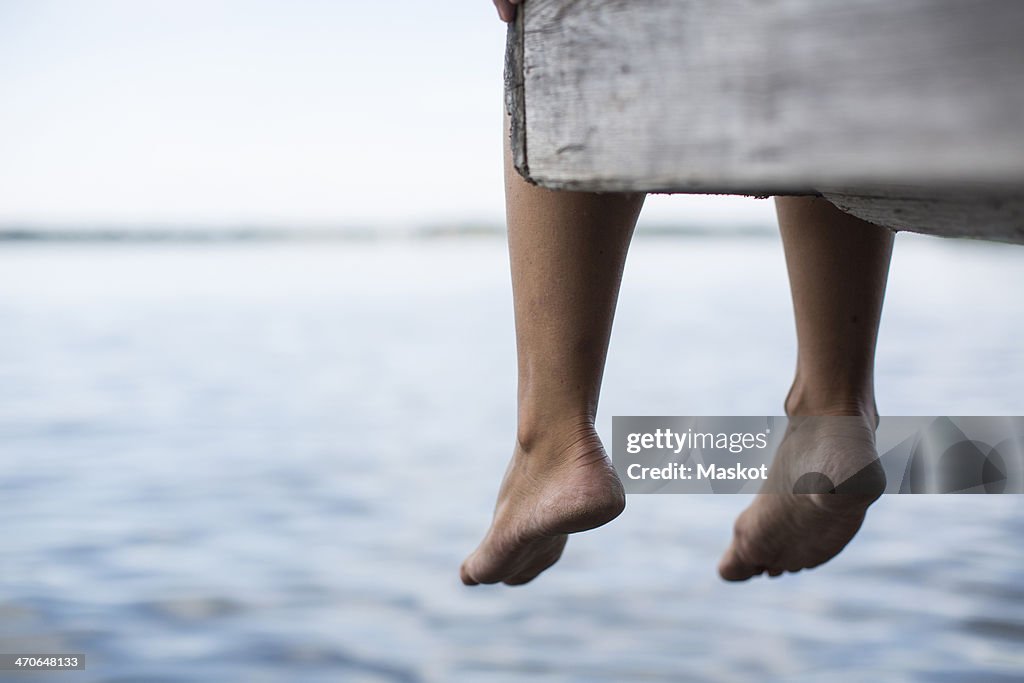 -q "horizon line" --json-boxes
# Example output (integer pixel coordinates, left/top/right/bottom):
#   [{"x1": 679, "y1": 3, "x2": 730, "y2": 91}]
[{"x1": 0, "y1": 222, "x2": 778, "y2": 243}]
